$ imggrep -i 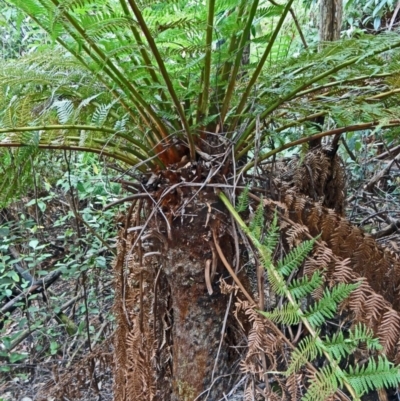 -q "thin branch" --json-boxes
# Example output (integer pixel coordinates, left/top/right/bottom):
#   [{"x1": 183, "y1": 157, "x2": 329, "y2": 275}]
[
  {"x1": 0, "y1": 142, "x2": 140, "y2": 167},
  {"x1": 212, "y1": 230, "x2": 256, "y2": 305},
  {"x1": 103, "y1": 194, "x2": 150, "y2": 210},
  {"x1": 1, "y1": 270, "x2": 62, "y2": 317}
]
